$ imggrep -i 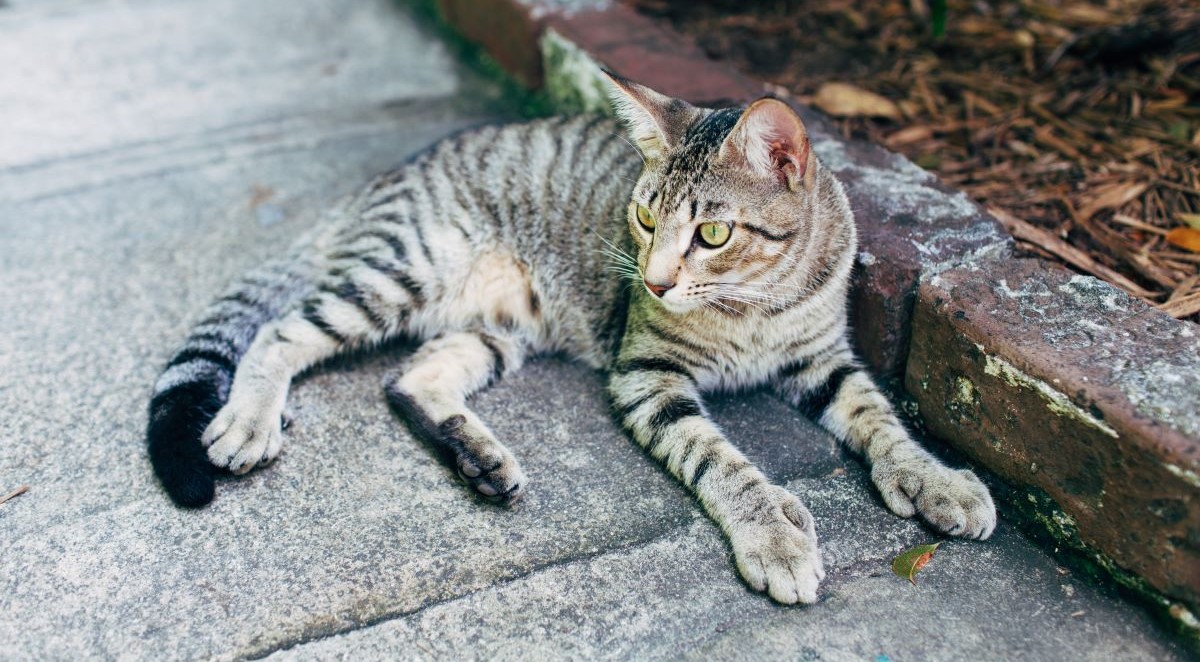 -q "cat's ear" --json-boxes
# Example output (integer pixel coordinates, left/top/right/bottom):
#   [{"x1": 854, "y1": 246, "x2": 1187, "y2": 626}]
[
  {"x1": 719, "y1": 98, "x2": 817, "y2": 191},
  {"x1": 602, "y1": 70, "x2": 696, "y2": 162}
]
